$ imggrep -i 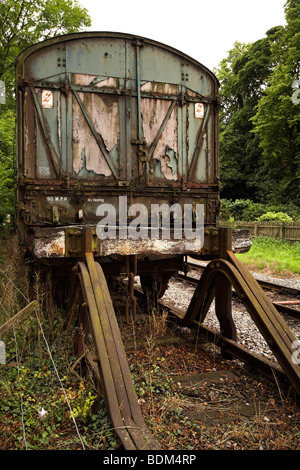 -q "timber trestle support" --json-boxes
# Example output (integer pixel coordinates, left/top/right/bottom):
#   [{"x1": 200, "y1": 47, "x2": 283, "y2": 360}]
[
  {"x1": 181, "y1": 230, "x2": 300, "y2": 397},
  {"x1": 66, "y1": 227, "x2": 160, "y2": 450},
  {"x1": 65, "y1": 226, "x2": 300, "y2": 451}
]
